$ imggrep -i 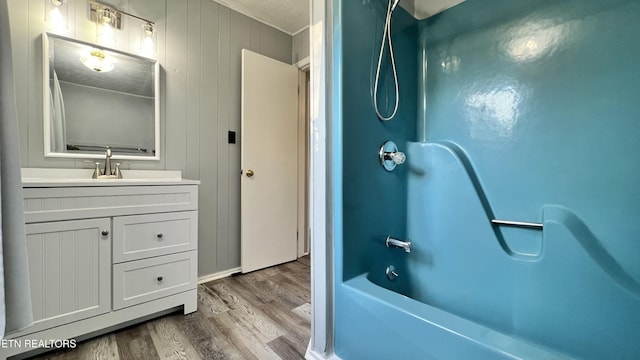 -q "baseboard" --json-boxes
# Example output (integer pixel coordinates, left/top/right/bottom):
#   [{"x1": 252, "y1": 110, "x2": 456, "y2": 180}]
[
  {"x1": 197, "y1": 267, "x2": 242, "y2": 284},
  {"x1": 306, "y1": 342, "x2": 341, "y2": 360}
]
